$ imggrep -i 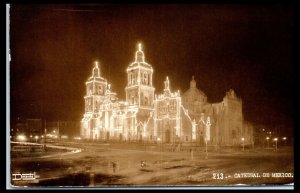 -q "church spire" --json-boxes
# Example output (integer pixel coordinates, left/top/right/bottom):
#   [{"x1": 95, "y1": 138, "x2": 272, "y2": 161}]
[
  {"x1": 164, "y1": 76, "x2": 170, "y2": 90},
  {"x1": 135, "y1": 43, "x2": 145, "y2": 63},
  {"x1": 92, "y1": 61, "x2": 100, "y2": 78}
]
